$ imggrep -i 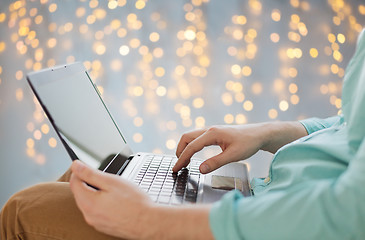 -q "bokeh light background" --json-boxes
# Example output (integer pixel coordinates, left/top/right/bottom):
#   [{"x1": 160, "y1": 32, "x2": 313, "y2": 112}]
[{"x1": 0, "y1": 0, "x2": 364, "y2": 207}]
